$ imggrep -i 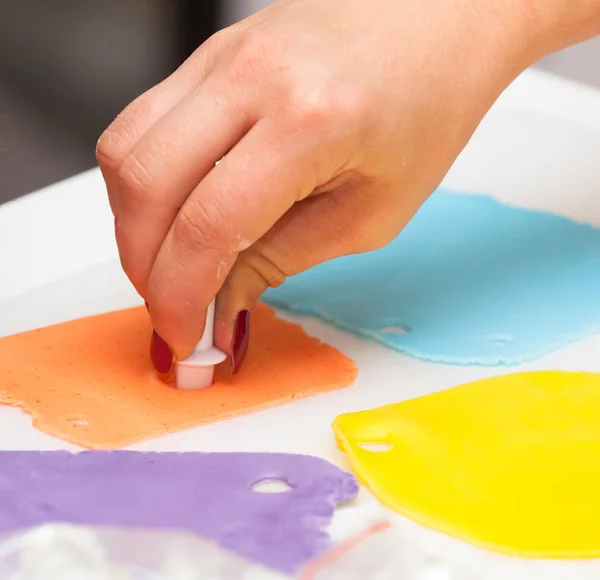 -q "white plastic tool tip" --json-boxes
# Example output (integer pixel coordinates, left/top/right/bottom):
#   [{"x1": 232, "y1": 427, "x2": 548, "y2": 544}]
[{"x1": 174, "y1": 300, "x2": 227, "y2": 390}]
